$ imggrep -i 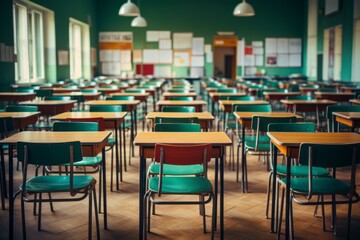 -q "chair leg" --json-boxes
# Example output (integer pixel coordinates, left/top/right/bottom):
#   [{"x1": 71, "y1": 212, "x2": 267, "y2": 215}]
[
  {"x1": 211, "y1": 193, "x2": 215, "y2": 240},
  {"x1": 265, "y1": 171, "x2": 273, "y2": 219},
  {"x1": 93, "y1": 187, "x2": 100, "y2": 240},
  {"x1": 148, "y1": 196, "x2": 152, "y2": 232},
  {"x1": 0, "y1": 147, "x2": 7, "y2": 198},
  {"x1": 99, "y1": 167, "x2": 102, "y2": 214},
  {"x1": 331, "y1": 194, "x2": 337, "y2": 235},
  {"x1": 88, "y1": 188, "x2": 93, "y2": 240},
  {"x1": 290, "y1": 195, "x2": 294, "y2": 239},
  {"x1": 313, "y1": 195, "x2": 320, "y2": 217},
  {"x1": 321, "y1": 195, "x2": 326, "y2": 232},
  {"x1": 48, "y1": 193, "x2": 54, "y2": 212},
  {"x1": 202, "y1": 200, "x2": 207, "y2": 233},
  {"x1": 346, "y1": 200, "x2": 353, "y2": 239},
  {"x1": 277, "y1": 187, "x2": 285, "y2": 239},
  {"x1": 38, "y1": 193, "x2": 42, "y2": 231},
  {"x1": 33, "y1": 193, "x2": 37, "y2": 216},
  {"x1": 236, "y1": 143, "x2": 240, "y2": 182},
  {"x1": 21, "y1": 193, "x2": 26, "y2": 240},
  {"x1": 110, "y1": 151, "x2": 114, "y2": 192},
  {"x1": 199, "y1": 195, "x2": 205, "y2": 216}
]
